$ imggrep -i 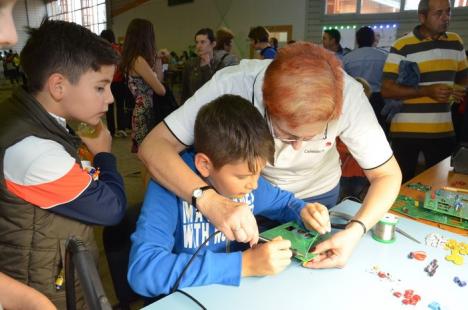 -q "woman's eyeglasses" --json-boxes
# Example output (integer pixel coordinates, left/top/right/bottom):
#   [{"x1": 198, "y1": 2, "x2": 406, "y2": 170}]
[{"x1": 267, "y1": 114, "x2": 328, "y2": 143}]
